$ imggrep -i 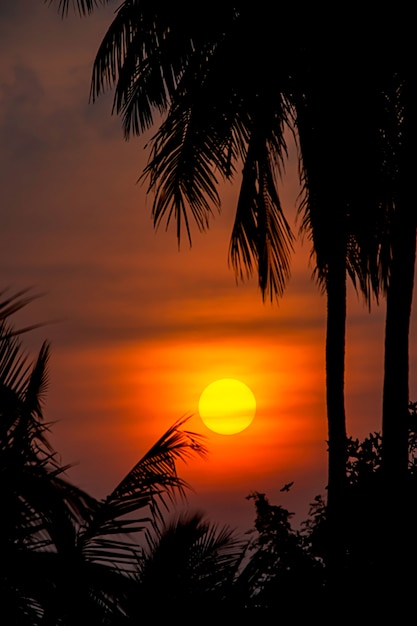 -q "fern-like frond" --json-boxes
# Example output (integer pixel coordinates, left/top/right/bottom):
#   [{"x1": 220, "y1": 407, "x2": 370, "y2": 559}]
[
  {"x1": 46, "y1": 0, "x2": 108, "y2": 17},
  {"x1": 229, "y1": 110, "x2": 294, "y2": 301},
  {"x1": 76, "y1": 417, "x2": 207, "y2": 568}
]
